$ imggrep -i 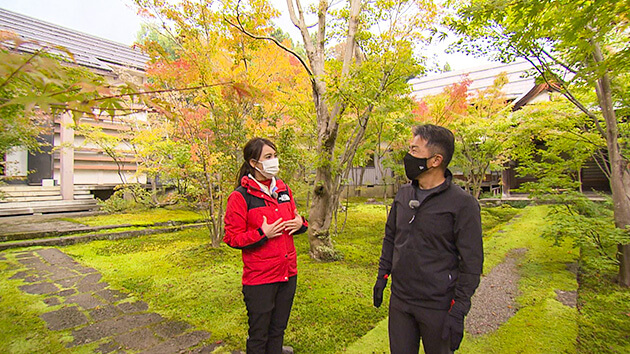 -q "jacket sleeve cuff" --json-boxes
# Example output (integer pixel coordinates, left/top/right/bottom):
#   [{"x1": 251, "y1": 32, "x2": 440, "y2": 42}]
[{"x1": 228, "y1": 228, "x2": 268, "y2": 250}]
